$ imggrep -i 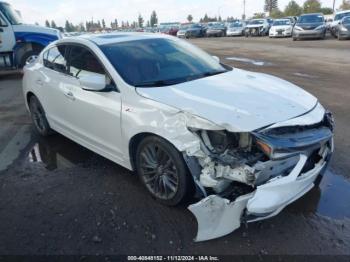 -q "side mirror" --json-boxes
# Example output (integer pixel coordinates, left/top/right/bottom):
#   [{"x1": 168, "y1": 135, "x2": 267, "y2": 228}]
[
  {"x1": 212, "y1": 56, "x2": 220, "y2": 63},
  {"x1": 79, "y1": 74, "x2": 107, "y2": 91}
]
